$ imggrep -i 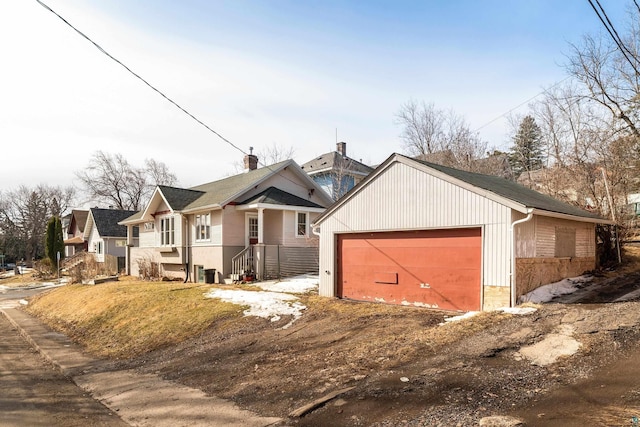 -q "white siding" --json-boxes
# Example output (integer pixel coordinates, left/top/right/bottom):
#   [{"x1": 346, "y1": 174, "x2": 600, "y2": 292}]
[
  {"x1": 318, "y1": 161, "x2": 512, "y2": 297},
  {"x1": 139, "y1": 229, "x2": 155, "y2": 247}
]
